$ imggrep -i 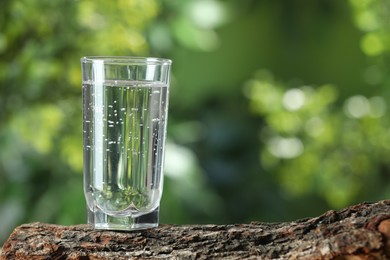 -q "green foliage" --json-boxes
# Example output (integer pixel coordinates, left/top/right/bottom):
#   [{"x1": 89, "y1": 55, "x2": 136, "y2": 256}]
[
  {"x1": 246, "y1": 70, "x2": 390, "y2": 208},
  {"x1": 0, "y1": 0, "x2": 160, "y2": 243},
  {"x1": 1, "y1": 0, "x2": 390, "y2": 245},
  {"x1": 350, "y1": 0, "x2": 390, "y2": 57}
]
